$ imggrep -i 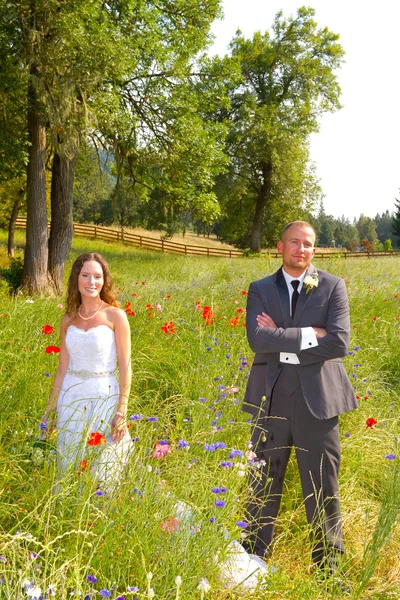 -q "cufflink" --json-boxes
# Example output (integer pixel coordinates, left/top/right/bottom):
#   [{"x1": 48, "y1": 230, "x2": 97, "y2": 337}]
[
  {"x1": 309, "y1": 342, "x2": 312, "y2": 345},
  {"x1": 286, "y1": 357, "x2": 289, "y2": 360}
]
